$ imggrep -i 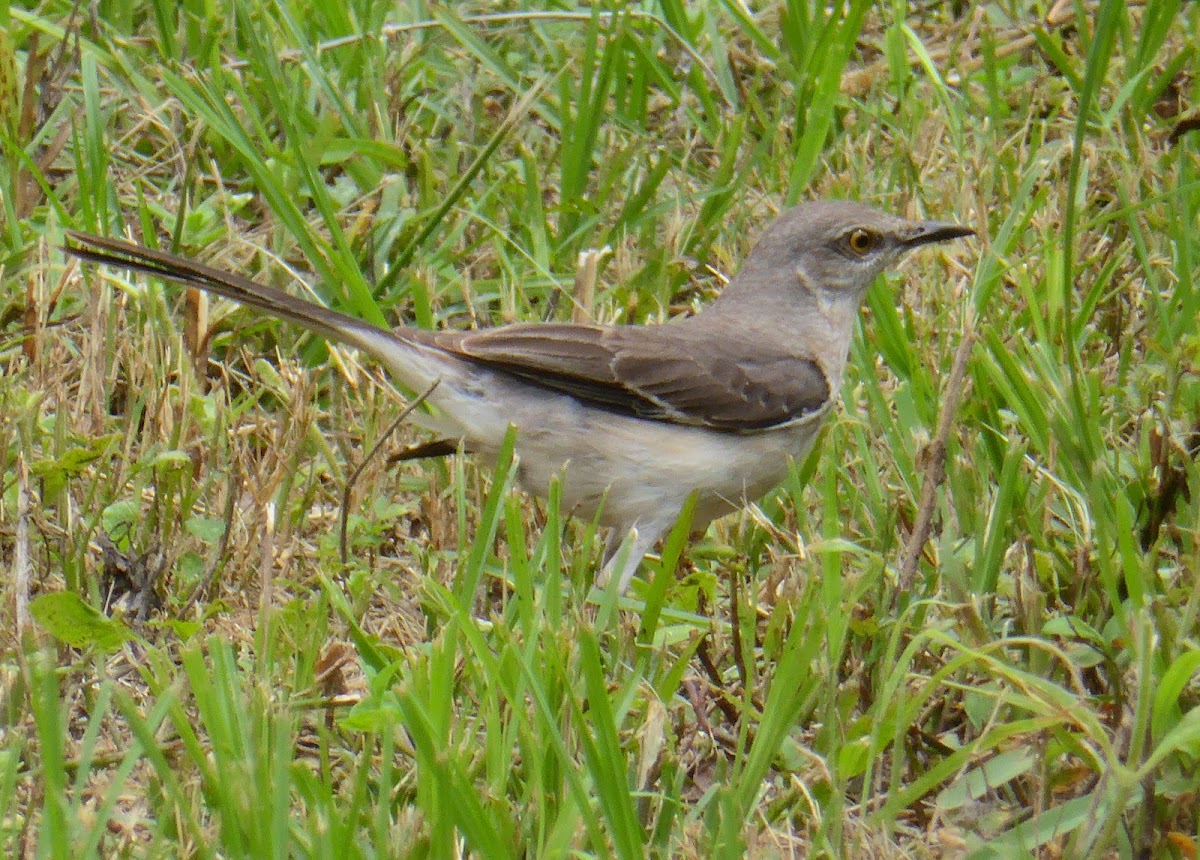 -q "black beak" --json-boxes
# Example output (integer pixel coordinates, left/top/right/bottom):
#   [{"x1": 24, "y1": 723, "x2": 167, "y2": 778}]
[{"x1": 902, "y1": 220, "x2": 975, "y2": 247}]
